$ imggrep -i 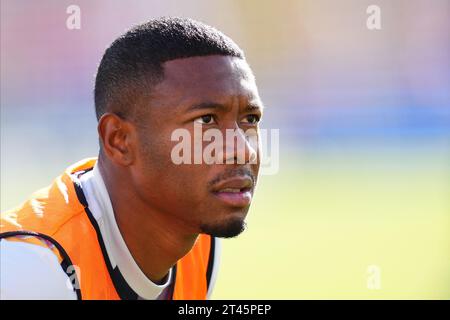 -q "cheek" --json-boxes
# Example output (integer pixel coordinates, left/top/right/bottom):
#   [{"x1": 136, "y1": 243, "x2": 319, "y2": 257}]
[
  {"x1": 136, "y1": 143, "x2": 209, "y2": 208},
  {"x1": 134, "y1": 128, "x2": 218, "y2": 212}
]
